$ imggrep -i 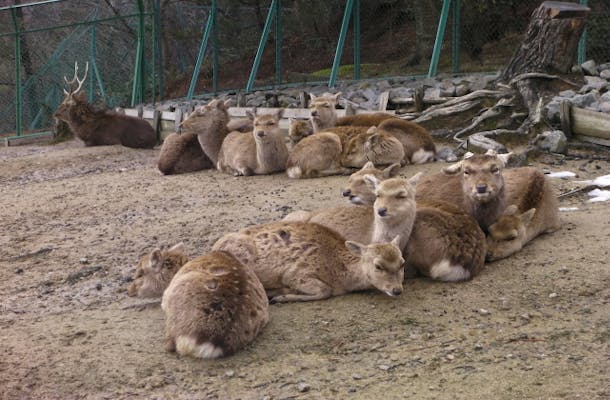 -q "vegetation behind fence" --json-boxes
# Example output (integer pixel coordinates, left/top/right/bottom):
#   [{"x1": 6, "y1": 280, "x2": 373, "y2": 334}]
[{"x1": 1, "y1": 0, "x2": 608, "y2": 138}]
